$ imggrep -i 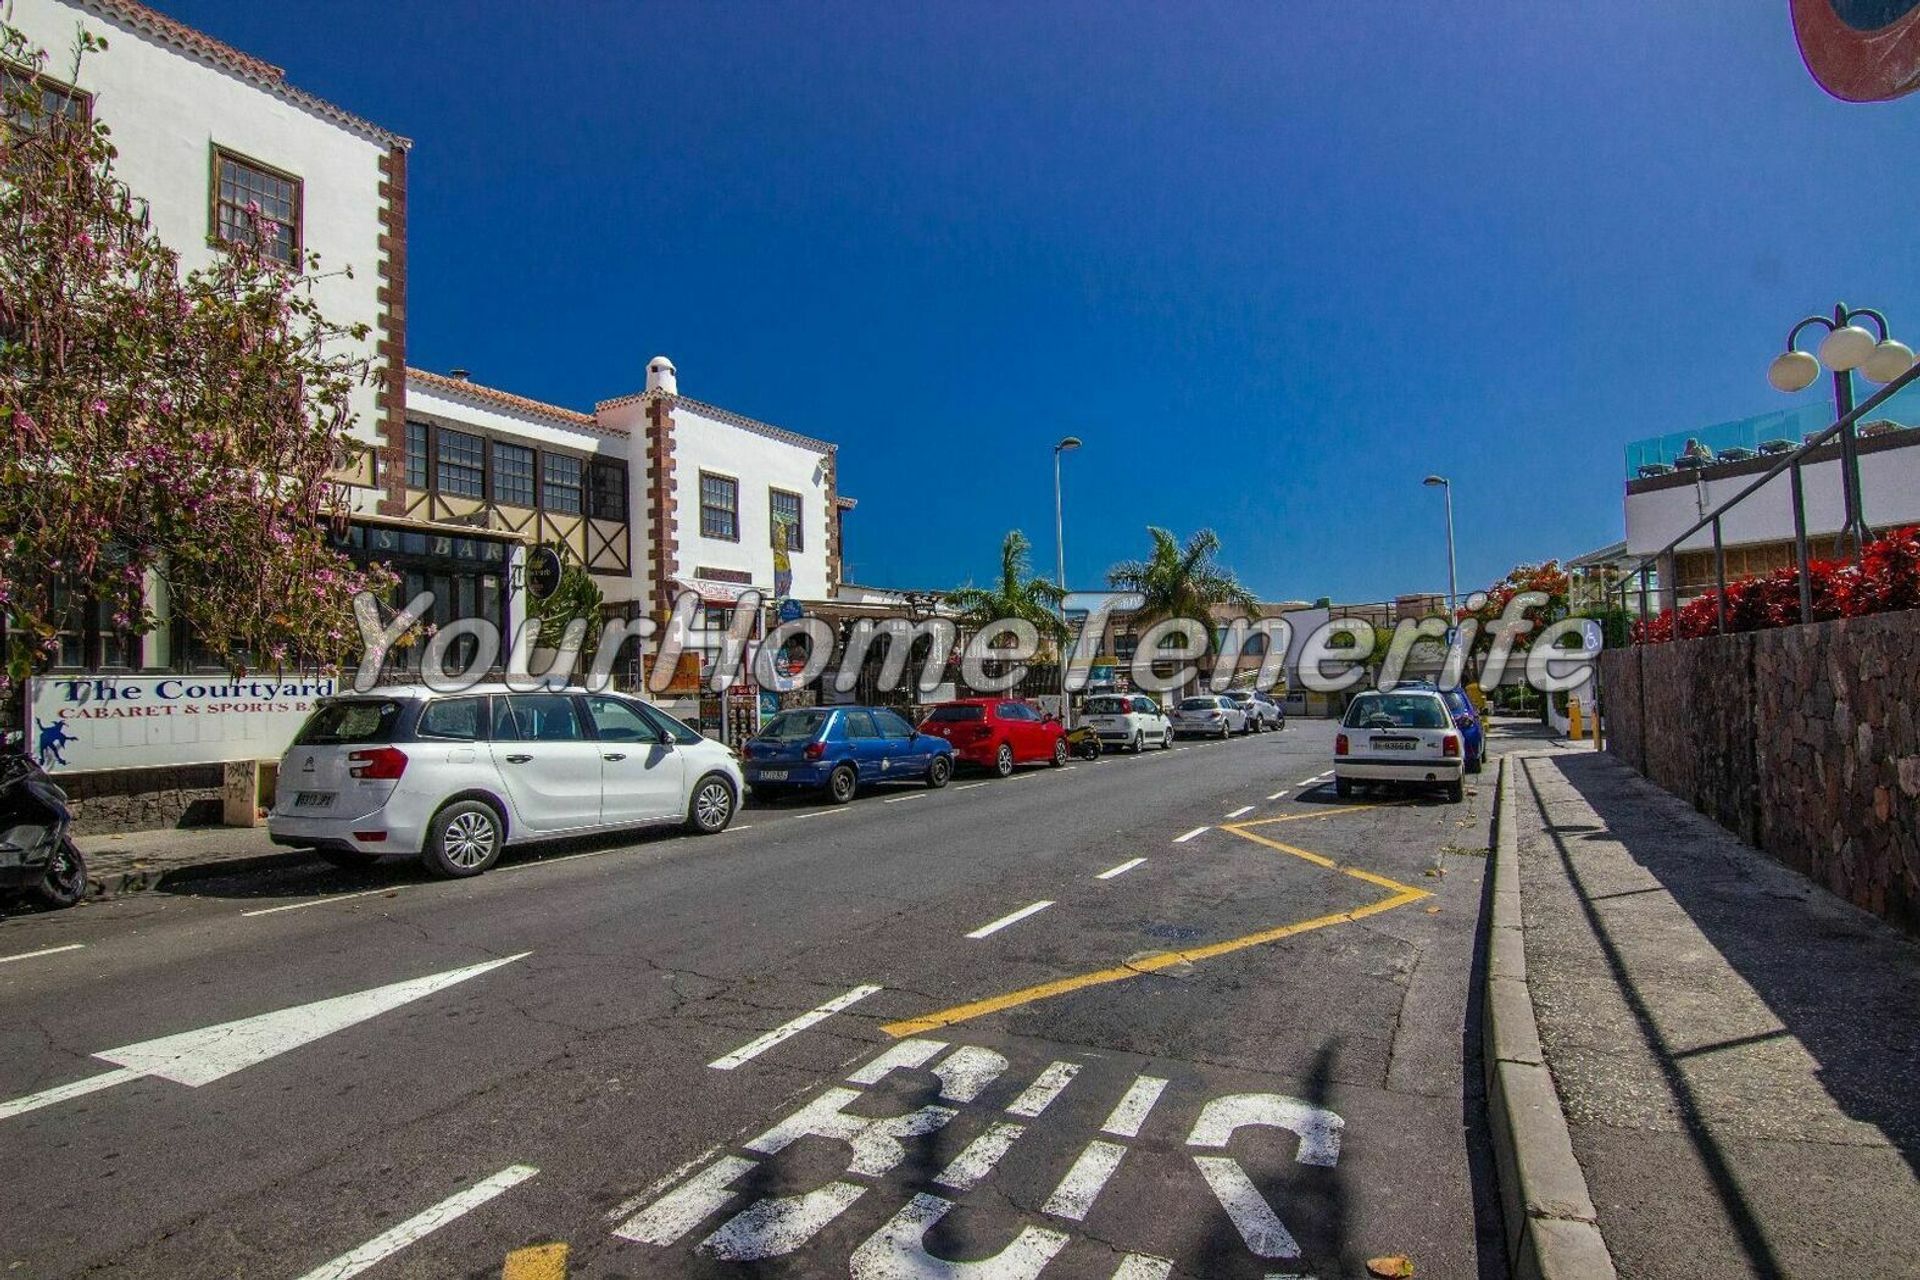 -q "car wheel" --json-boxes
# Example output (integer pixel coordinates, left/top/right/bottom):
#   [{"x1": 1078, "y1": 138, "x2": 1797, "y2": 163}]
[
  {"x1": 1219, "y1": 724, "x2": 1231, "y2": 740},
  {"x1": 828, "y1": 764, "x2": 858, "y2": 804},
  {"x1": 317, "y1": 848, "x2": 382, "y2": 870},
  {"x1": 1081, "y1": 738, "x2": 1101, "y2": 761},
  {"x1": 1335, "y1": 777, "x2": 1354, "y2": 799},
  {"x1": 994, "y1": 742, "x2": 1016, "y2": 778},
  {"x1": 925, "y1": 755, "x2": 952, "y2": 788},
  {"x1": 1161, "y1": 729, "x2": 1173, "y2": 749},
  {"x1": 1131, "y1": 730, "x2": 1144, "y2": 754},
  {"x1": 421, "y1": 800, "x2": 503, "y2": 879},
  {"x1": 32, "y1": 839, "x2": 87, "y2": 909},
  {"x1": 1446, "y1": 779, "x2": 1465, "y2": 804},
  {"x1": 686, "y1": 773, "x2": 736, "y2": 834},
  {"x1": 1051, "y1": 738, "x2": 1069, "y2": 767}
]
